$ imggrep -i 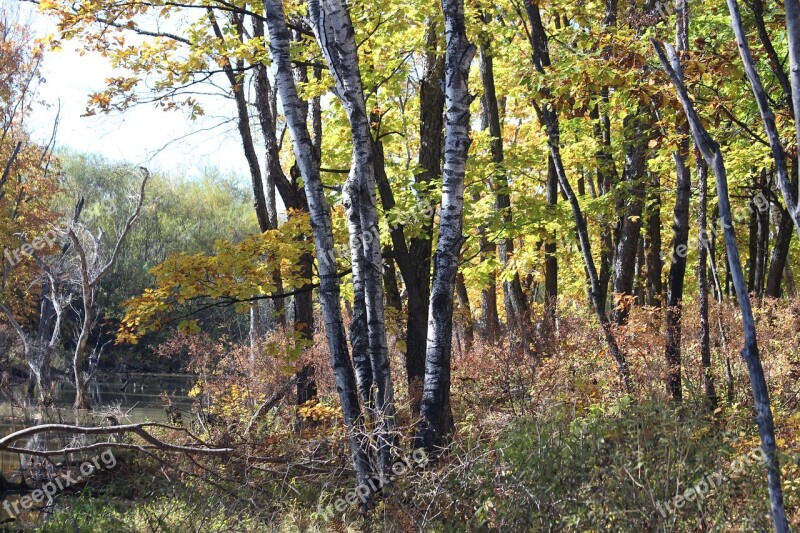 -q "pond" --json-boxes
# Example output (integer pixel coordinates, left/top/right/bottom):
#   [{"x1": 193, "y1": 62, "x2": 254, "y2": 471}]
[{"x1": 0, "y1": 373, "x2": 196, "y2": 479}]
